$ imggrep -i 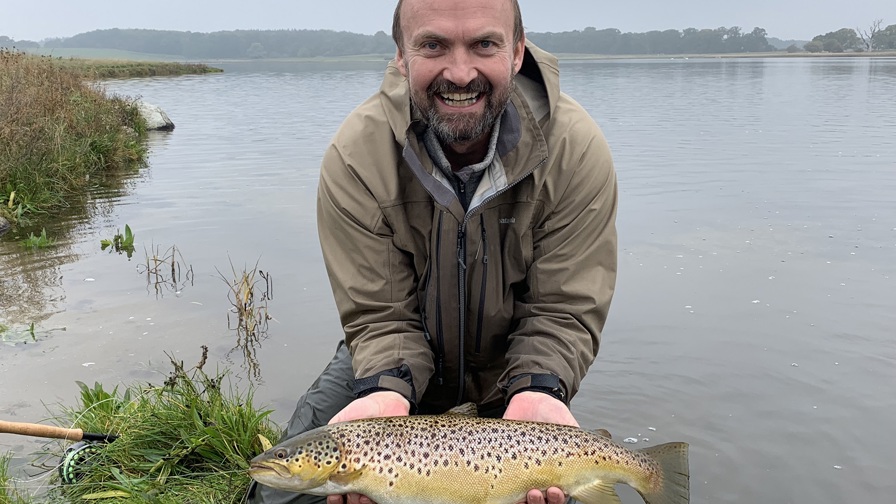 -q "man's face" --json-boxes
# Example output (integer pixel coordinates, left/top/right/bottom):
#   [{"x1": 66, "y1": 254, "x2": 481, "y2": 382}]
[{"x1": 396, "y1": 0, "x2": 525, "y2": 147}]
